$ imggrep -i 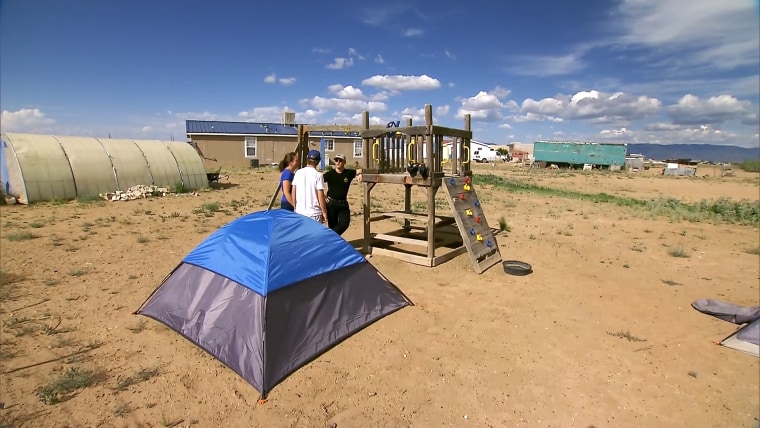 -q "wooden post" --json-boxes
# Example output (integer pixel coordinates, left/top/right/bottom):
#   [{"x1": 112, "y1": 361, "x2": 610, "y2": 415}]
[
  {"x1": 362, "y1": 112, "x2": 370, "y2": 170},
  {"x1": 425, "y1": 104, "x2": 435, "y2": 259},
  {"x1": 403, "y1": 184, "x2": 412, "y2": 235},
  {"x1": 451, "y1": 137, "x2": 459, "y2": 176},
  {"x1": 403, "y1": 117, "x2": 413, "y2": 235},
  {"x1": 463, "y1": 114, "x2": 471, "y2": 174},
  {"x1": 298, "y1": 125, "x2": 310, "y2": 169},
  {"x1": 362, "y1": 112, "x2": 372, "y2": 255}
]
